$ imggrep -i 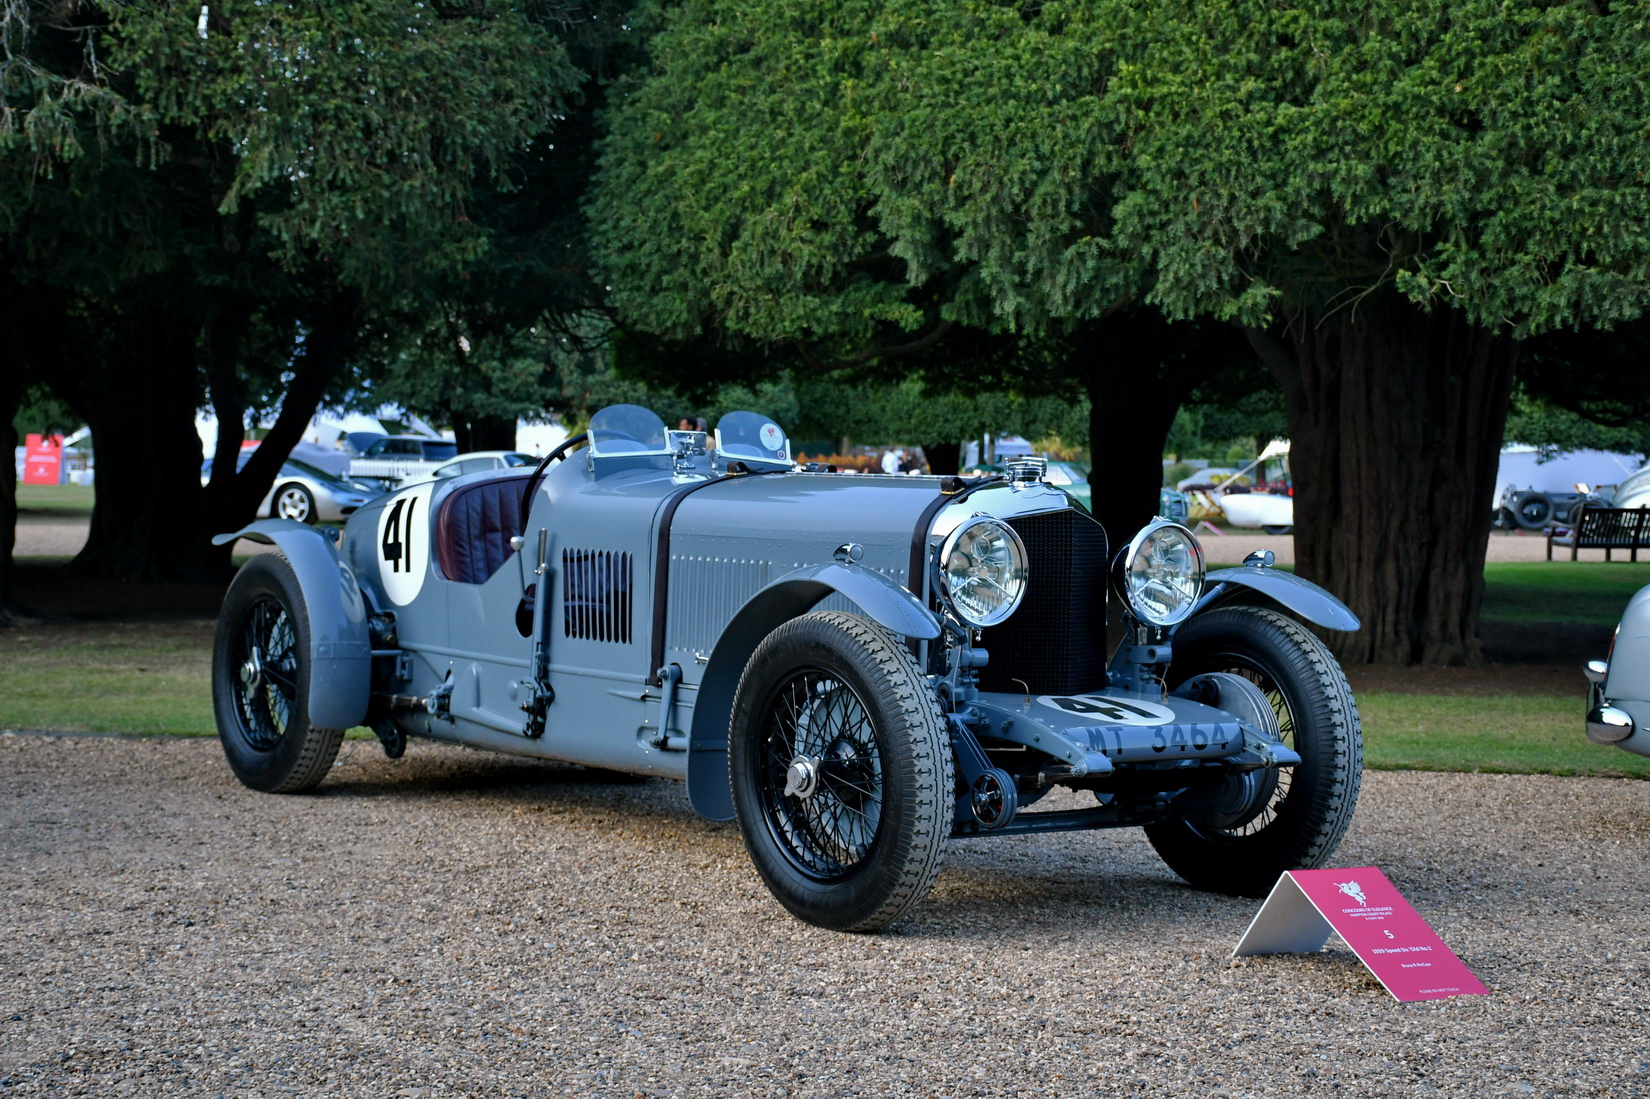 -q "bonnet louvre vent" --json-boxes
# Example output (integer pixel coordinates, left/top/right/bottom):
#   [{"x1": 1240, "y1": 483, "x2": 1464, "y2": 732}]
[{"x1": 563, "y1": 549, "x2": 634, "y2": 644}]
